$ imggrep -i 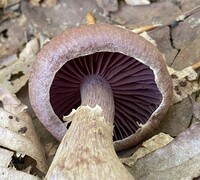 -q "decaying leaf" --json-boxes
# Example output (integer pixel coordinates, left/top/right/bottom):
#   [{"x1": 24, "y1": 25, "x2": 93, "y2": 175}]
[
  {"x1": 0, "y1": 86, "x2": 48, "y2": 175},
  {"x1": 29, "y1": 0, "x2": 41, "y2": 6},
  {"x1": 0, "y1": 38, "x2": 39, "y2": 93},
  {"x1": 168, "y1": 65, "x2": 200, "y2": 103},
  {"x1": 43, "y1": 0, "x2": 57, "y2": 7},
  {"x1": 121, "y1": 133, "x2": 173, "y2": 167},
  {"x1": 44, "y1": 142, "x2": 59, "y2": 165},
  {"x1": 0, "y1": 0, "x2": 8, "y2": 8},
  {"x1": 130, "y1": 123, "x2": 200, "y2": 179},
  {"x1": 0, "y1": 38, "x2": 8, "y2": 58},
  {"x1": 189, "y1": 95, "x2": 200, "y2": 121},
  {"x1": 0, "y1": 54, "x2": 18, "y2": 69},
  {"x1": 44, "y1": 143, "x2": 59, "y2": 158},
  {"x1": 95, "y1": 0, "x2": 118, "y2": 15},
  {"x1": 0, "y1": 148, "x2": 39, "y2": 179},
  {"x1": 115, "y1": 25, "x2": 158, "y2": 46},
  {"x1": 0, "y1": 148, "x2": 14, "y2": 167},
  {"x1": 0, "y1": 167, "x2": 40, "y2": 180}
]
